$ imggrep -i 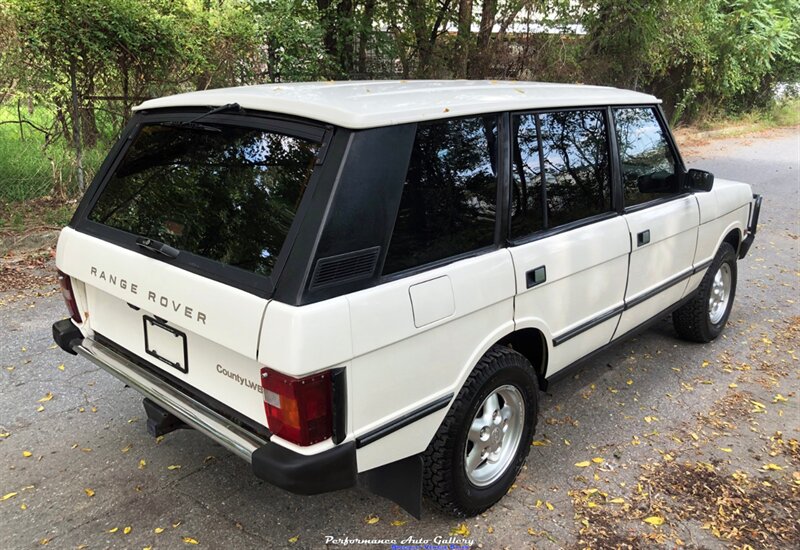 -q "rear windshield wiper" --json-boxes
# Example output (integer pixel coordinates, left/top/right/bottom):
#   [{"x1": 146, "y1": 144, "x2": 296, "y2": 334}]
[
  {"x1": 136, "y1": 237, "x2": 180, "y2": 259},
  {"x1": 157, "y1": 103, "x2": 244, "y2": 132},
  {"x1": 188, "y1": 102, "x2": 243, "y2": 123}
]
